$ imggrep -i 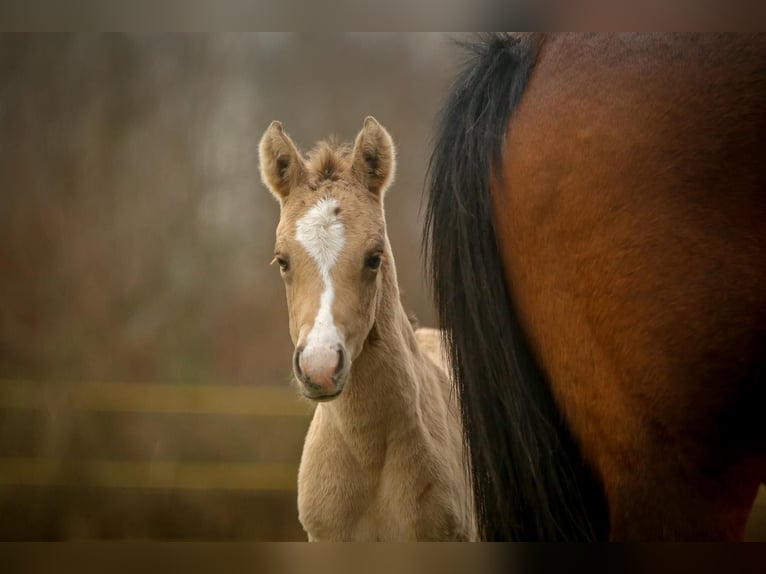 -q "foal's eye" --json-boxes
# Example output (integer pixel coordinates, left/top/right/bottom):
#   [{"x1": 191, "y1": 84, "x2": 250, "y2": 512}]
[
  {"x1": 275, "y1": 256, "x2": 290, "y2": 272},
  {"x1": 365, "y1": 254, "x2": 382, "y2": 270}
]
